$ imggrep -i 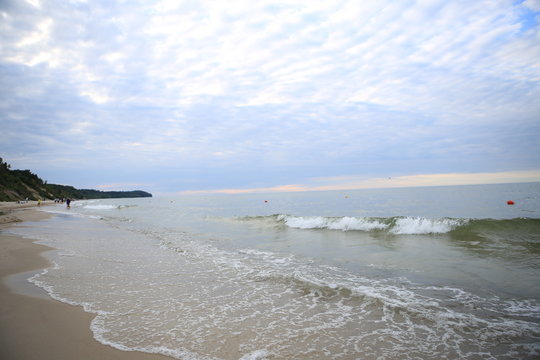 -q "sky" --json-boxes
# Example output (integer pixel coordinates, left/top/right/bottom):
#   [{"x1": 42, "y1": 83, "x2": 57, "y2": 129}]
[{"x1": 1, "y1": 0, "x2": 540, "y2": 195}]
